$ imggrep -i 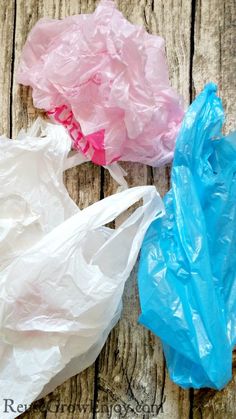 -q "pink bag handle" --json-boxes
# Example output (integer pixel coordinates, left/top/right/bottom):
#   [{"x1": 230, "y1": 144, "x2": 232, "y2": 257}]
[{"x1": 47, "y1": 105, "x2": 108, "y2": 165}]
